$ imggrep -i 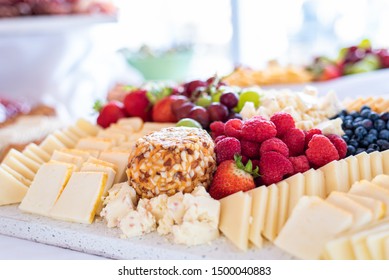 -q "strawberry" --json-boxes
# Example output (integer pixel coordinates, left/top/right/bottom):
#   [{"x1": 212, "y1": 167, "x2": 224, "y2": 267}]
[
  {"x1": 151, "y1": 95, "x2": 179, "y2": 123},
  {"x1": 208, "y1": 155, "x2": 259, "y2": 200},
  {"x1": 94, "y1": 100, "x2": 127, "y2": 128},
  {"x1": 123, "y1": 89, "x2": 152, "y2": 122}
]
